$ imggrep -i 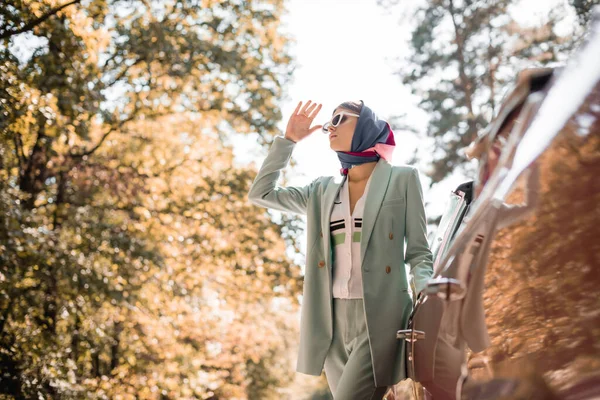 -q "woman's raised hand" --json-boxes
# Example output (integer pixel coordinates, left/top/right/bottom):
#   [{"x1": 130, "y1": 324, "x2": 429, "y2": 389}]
[{"x1": 284, "y1": 100, "x2": 323, "y2": 143}]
